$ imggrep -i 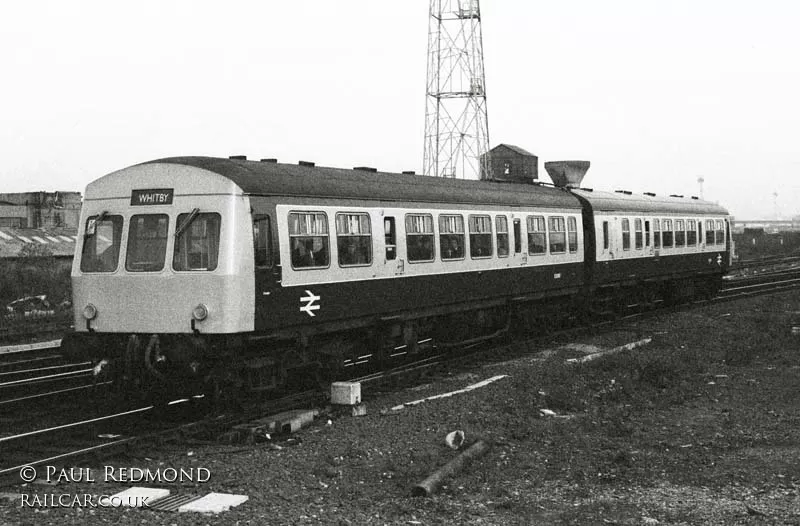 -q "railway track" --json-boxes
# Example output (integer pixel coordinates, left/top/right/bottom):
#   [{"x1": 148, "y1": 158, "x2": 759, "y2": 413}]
[
  {"x1": 0, "y1": 387, "x2": 325, "y2": 487},
  {"x1": 1, "y1": 261, "x2": 799, "y2": 486},
  {"x1": 0, "y1": 340, "x2": 96, "y2": 408}
]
